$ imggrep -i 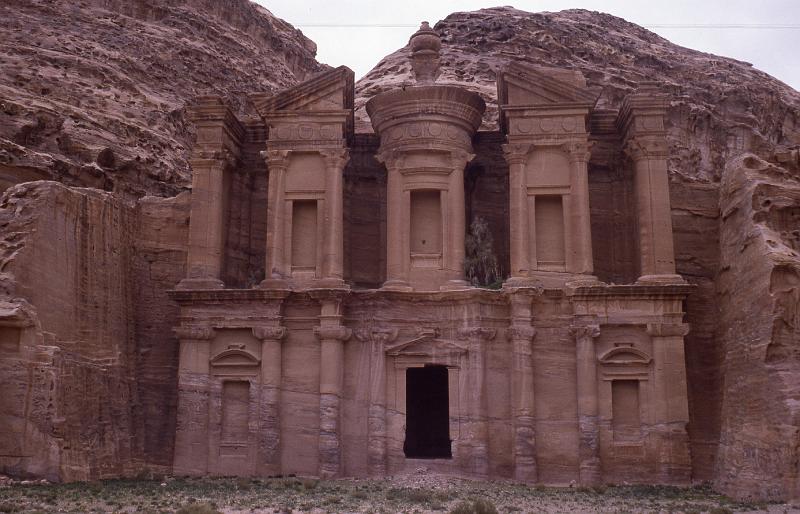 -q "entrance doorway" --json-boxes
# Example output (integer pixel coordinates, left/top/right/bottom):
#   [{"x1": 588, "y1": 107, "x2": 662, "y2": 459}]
[{"x1": 404, "y1": 365, "x2": 452, "y2": 458}]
